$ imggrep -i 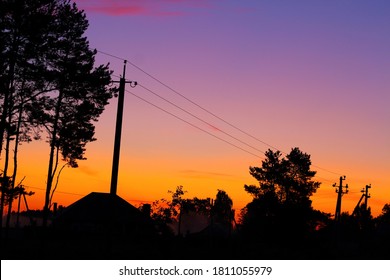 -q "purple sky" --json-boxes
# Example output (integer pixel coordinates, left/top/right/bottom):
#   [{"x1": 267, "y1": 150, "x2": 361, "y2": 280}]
[{"x1": 13, "y1": 0, "x2": 390, "y2": 216}]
